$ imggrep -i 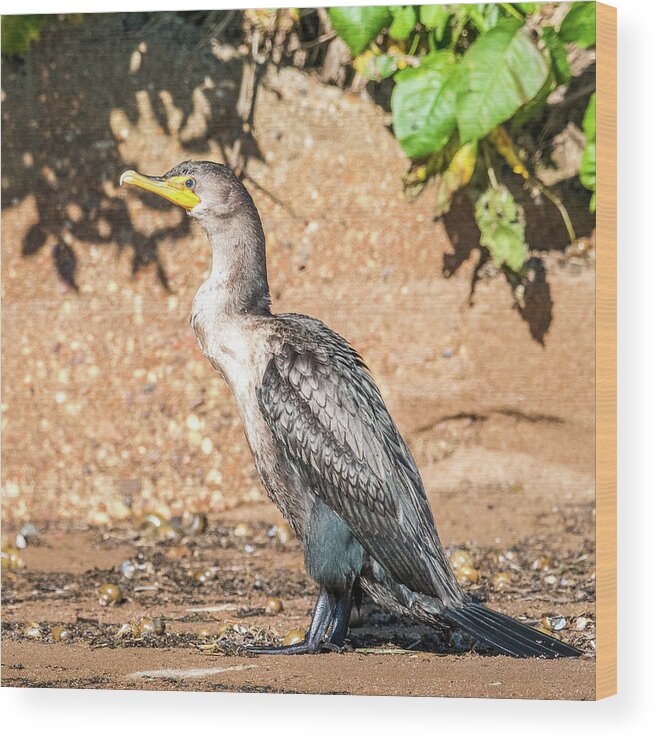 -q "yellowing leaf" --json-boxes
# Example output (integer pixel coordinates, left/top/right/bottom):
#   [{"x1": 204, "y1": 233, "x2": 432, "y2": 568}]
[
  {"x1": 489, "y1": 126, "x2": 529, "y2": 179},
  {"x1": 435, "y1": 141, "x2": 478, "y2": 217}
]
